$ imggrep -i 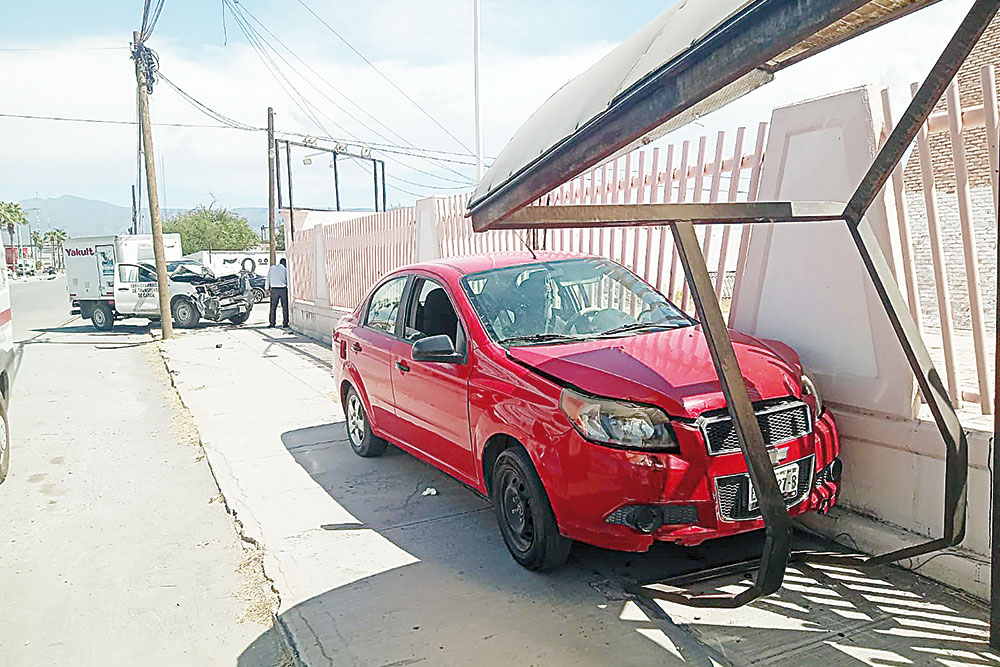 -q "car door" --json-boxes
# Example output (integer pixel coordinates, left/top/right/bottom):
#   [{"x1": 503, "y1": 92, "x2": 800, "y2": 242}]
[
  {"x1": 391, "y1": 275, "x2": 475, "y2": 482},
  {"x1": 349, "y1": 275, "x2": 409, "y2": 438},
  {"x1": 115, "y1": 264, "x2": 161, "y2": 315}
]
